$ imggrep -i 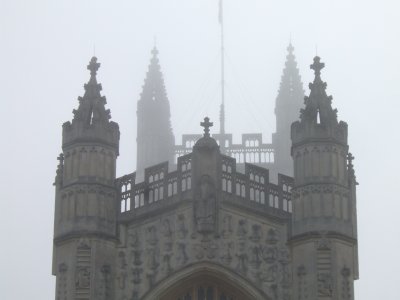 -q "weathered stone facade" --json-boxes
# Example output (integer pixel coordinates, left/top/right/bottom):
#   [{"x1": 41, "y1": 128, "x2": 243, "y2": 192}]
[{"x1": 52, "y1": 52, "x2": 358, "y2": 299}]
